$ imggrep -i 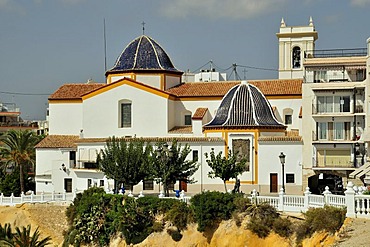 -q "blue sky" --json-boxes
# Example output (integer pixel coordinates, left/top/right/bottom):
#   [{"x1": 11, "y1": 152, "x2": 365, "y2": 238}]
[{"x1": 0, "y1": 0, "x2": 370, "y2": 119}]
